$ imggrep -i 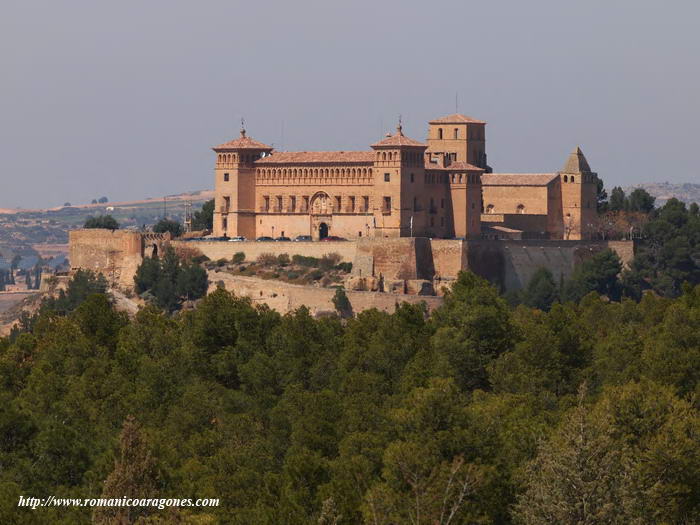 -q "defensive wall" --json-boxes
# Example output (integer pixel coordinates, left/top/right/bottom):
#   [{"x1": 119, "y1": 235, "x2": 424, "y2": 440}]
[
  {"x1": 70, "y1": 229, "x2": 635, "y2": 296},
  {"x1": 69, "y1": 230, "x2": 171, "y2": 287},
  {"x1": 209, "y1": 272, "x2": 444, "y2": 316},
  {"x1": 170, "y1": 239, "x2": 357, "y2": 264}
]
